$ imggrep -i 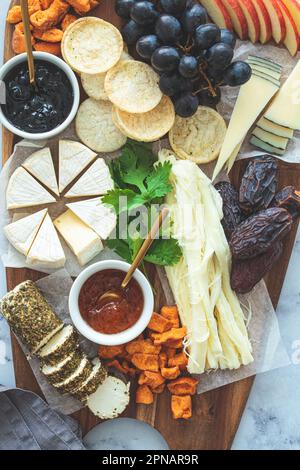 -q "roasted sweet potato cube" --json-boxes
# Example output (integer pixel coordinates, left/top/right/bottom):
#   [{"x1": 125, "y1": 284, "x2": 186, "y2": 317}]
[
  {"x1": 98, "y1": 344, "x2": 125, "y2": 359},
  {"x1": 30, "y1": 0, "x2": 69, "y2": 31},
  {"x1": 106, "y1": 359, "x2": 129, "y2": 375},
  {"x1": 152, "y1": 383, "x2": 165, "y2": 394},
  {"x1": 152, "y1": 327, "x2": 187, "y2": 346},
  {"x1": 160, "y1": 305, "x2": 180, "y2": 328},
  {"x1": 136, "y1": 385, "x2": 154, "y2": 405},
  {"x1": 138, "y1": 371, "x2": 165, "y2": 388},
  {"x1": 7, "y1": 1, "x2": 41, "y2": 24},
  {"x1": 61, "y1": 13, "x2": 78, "y2": 31},
  {"x1": 161, "y1": 366, "x2": 181, "y2": 380},
  {"x1": 167, "y1": 377, "x2": 198, "y2": 396},
  {"x1": 126, "y1": 339, "x2": 161, "y2": 355},
  {"x1": 40, "y1": 0, "x2": 55, "y2": 8},
  {"x1": 121, "y1": 361, "x2": 136, "y2": 376},
  {"x1": 33, "y1": 28, "x2": 63, "y2": 42},
  {"x1": 168, "y1": 352, "x2": 188, "y2": 370},
  {"x1": 164, "y1": 347, "x2": 176, "y2": 359},
  {"x1": 148, "y1": 312, "x2": 173, "y2": 333},
  {"x1": 12, "y1": 23, "x2": 35, "y2": 54},
  {"x1": 171, "y1": 395, "x2": 192, "y2": 420},
  {"x1": 165, "y1": 338, "x2": 183, "y2": 349},
  {"x1": 34, "y1": 41, "x2": 61, "y2": 55},
  {"x1": 131, "y1": 353, "x2": 159, "y2": 372},
  {"x1": 158, "y1": 352, "x2": 167, "y2": 369}
]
